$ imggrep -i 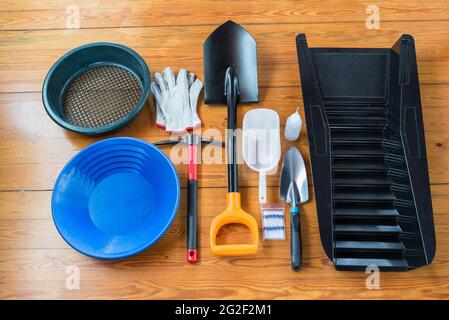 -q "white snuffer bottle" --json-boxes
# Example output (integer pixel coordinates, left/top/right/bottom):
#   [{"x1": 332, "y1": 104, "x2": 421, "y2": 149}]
[{"x1": 284, "y1": 107, "x2": 302, "y2": 141}]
